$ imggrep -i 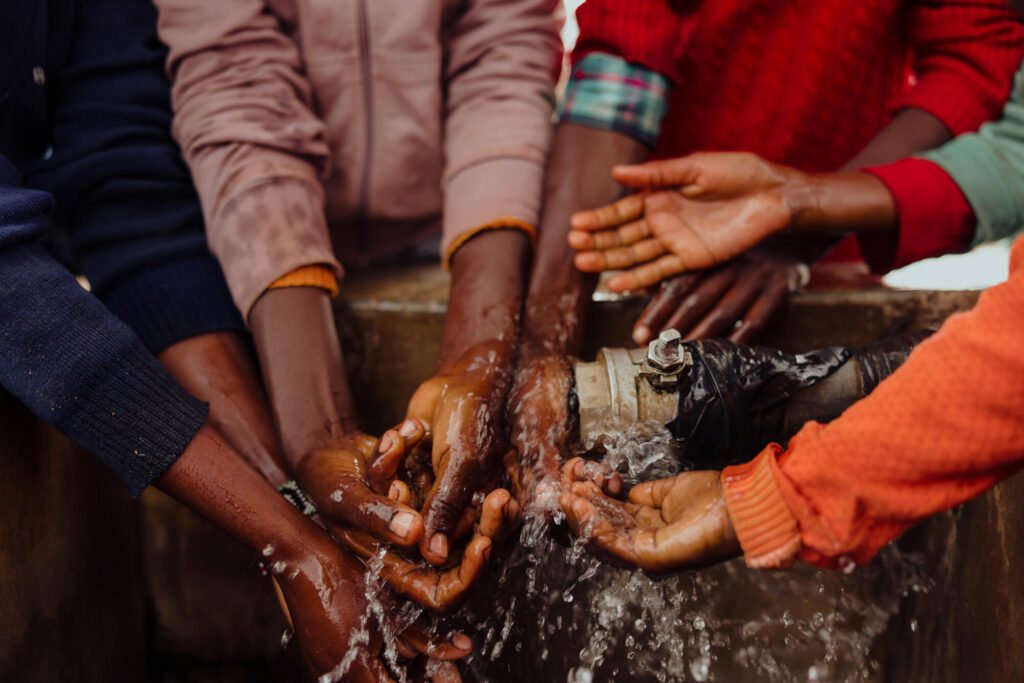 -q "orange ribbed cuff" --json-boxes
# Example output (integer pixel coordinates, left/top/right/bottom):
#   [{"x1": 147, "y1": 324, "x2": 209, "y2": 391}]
[
  {"x1": 267, "y1": 265, "x2": 339, "y2": 297},
  {"x1": 442, "y1": 217, "x2": 537, "y2": 271},
  {"x1": 721, "y1": 445, "x2": 802, "y2": 569}
]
